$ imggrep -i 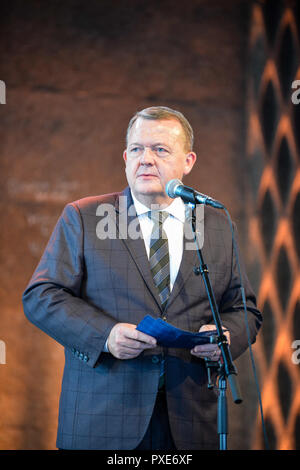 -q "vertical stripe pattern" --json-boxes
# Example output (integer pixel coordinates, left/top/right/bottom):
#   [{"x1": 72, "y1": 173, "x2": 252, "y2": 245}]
[
  {"x1": 148, "y1": 211, "x2": 170, "y2": 311},
  {"x1": 148, "y1": 211, "x2": 169, "y2": 388}
]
